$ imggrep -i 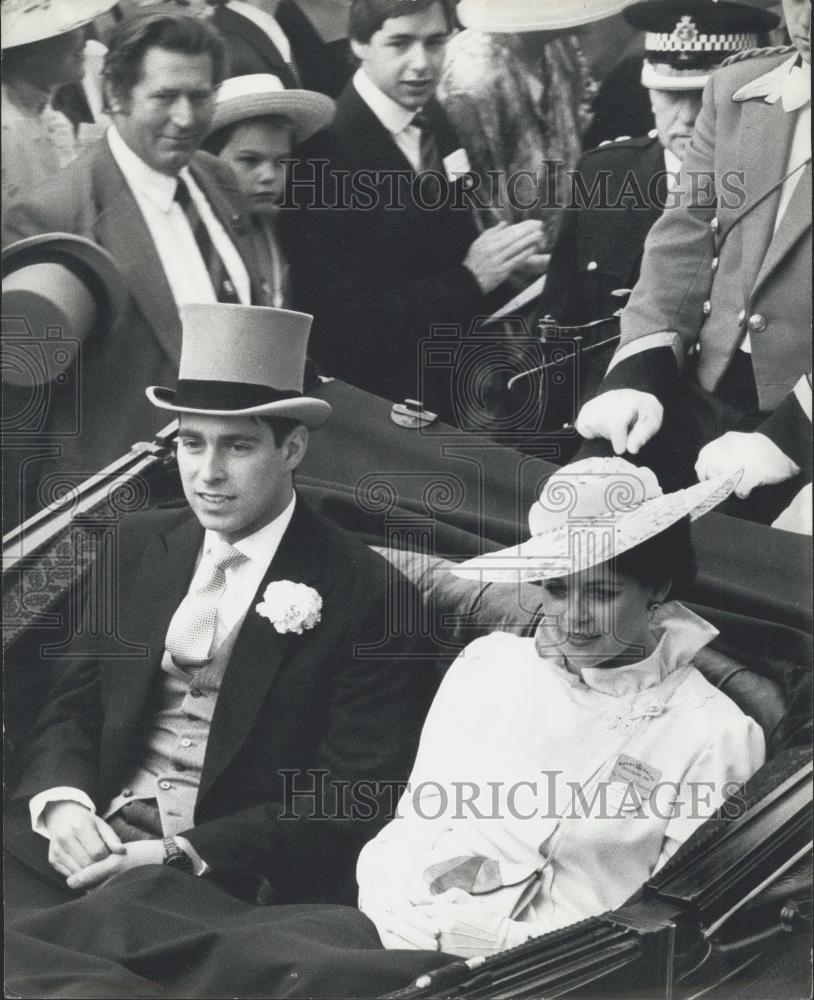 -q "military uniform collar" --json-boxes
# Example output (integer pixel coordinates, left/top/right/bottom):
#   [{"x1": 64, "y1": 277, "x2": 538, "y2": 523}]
[{"x1": 732, "y1": 53, "x2": 799, "y2": 105}]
